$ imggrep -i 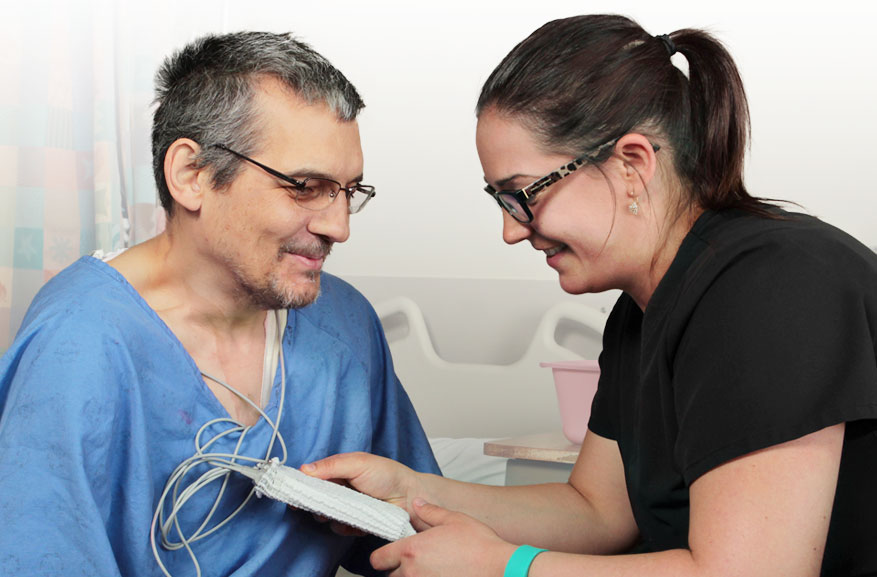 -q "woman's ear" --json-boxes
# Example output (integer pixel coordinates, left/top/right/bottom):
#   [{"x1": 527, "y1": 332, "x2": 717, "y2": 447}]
[
  {"x1": 614, "y1": 133, "x2": 659, "y2": 190},
  {"x1": 164, "y1": 138, "x2": 205, "y2": 213}
]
